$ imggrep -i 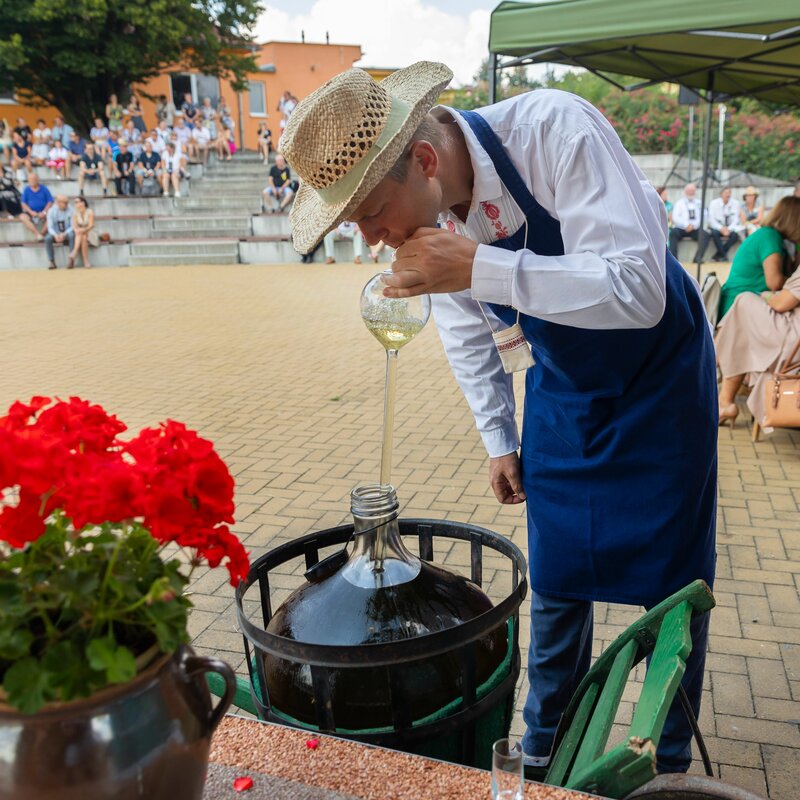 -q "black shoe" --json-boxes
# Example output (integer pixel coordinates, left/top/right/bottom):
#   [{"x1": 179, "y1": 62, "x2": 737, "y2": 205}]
[{"x1": 523, "y1": 765, "x2": 548, "y2": 783}]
